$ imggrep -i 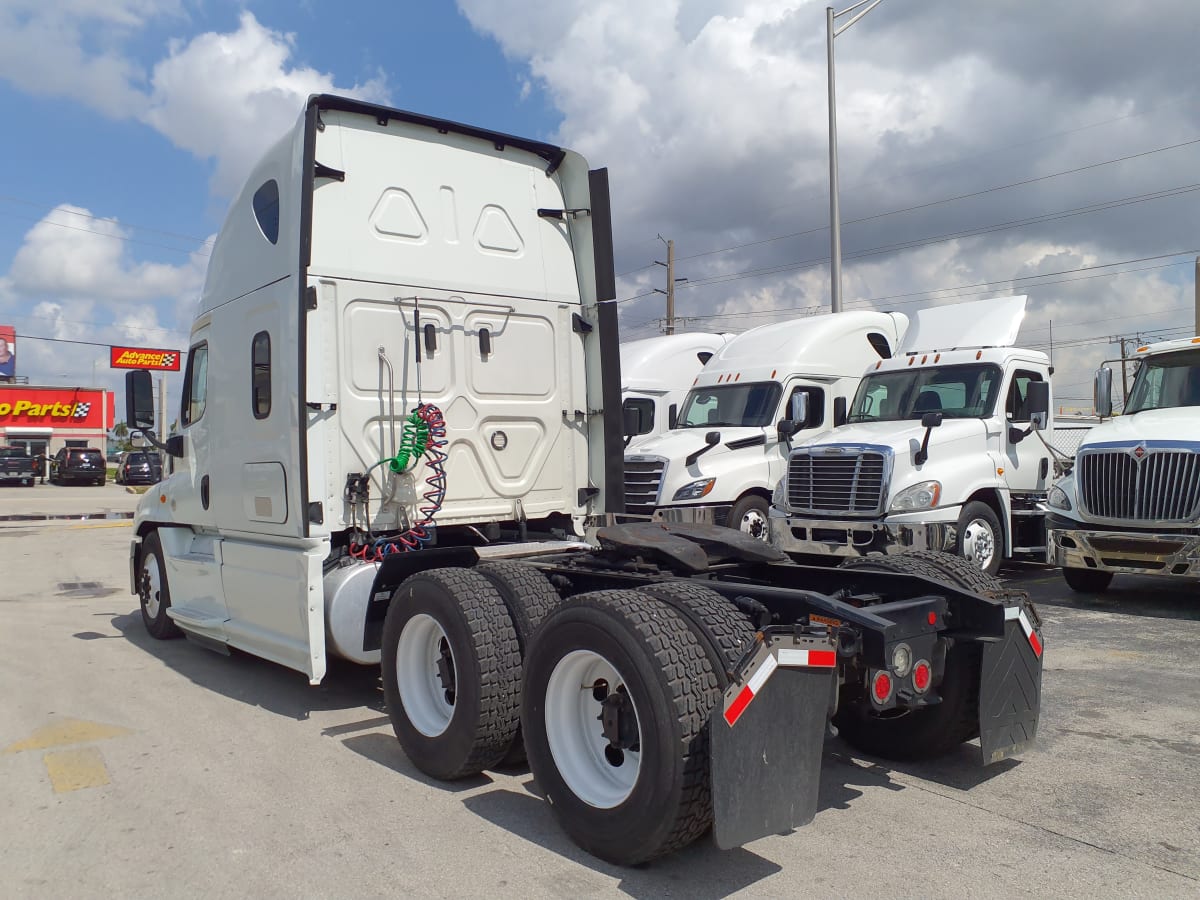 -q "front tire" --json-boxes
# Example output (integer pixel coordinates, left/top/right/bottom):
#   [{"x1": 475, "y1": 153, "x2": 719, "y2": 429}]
[
  {"x1": 522, "y1": 590, "x2": 719, "y2": 865},
  {"x1": 382, "y1": 568, "x2": 521, "y2": 780},
  {"x1": 1062, "y1": 566, "x2": 1113, "y2": 593},
  {"x1": 955, "y1": 501, "x2": 1003, "y2": 577},
  {"x1": 139, "y1": 531, "x2": 184, "y2": 639},
  {"x1": 728, "y1": 494, "x2": 770, "y2": 542}
]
